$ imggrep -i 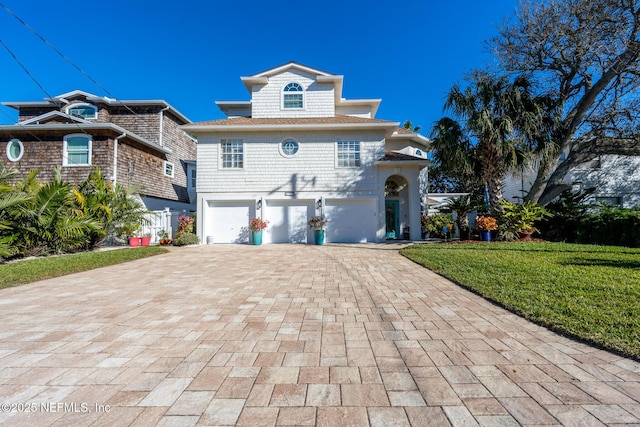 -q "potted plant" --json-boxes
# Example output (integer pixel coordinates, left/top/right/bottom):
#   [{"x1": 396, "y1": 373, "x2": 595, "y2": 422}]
[
  {"x1": 476, "y1": 215, "x2": 498, "y2": 241},
  {"x1": 308, "y1": 216, "x2": 328, "y2": 245},
  {"x1": 140, "y1": 233, "x2": 151, "y2": 246},
  {"x1": 498, "y1": 200, "x2": 552, "y2": 241},
  {"x1": 158, "y1": 230, "x2": 173, "y2": 245},
  {"x1": 249, "y1": 217, "x2": 269, "y2": 245}
]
